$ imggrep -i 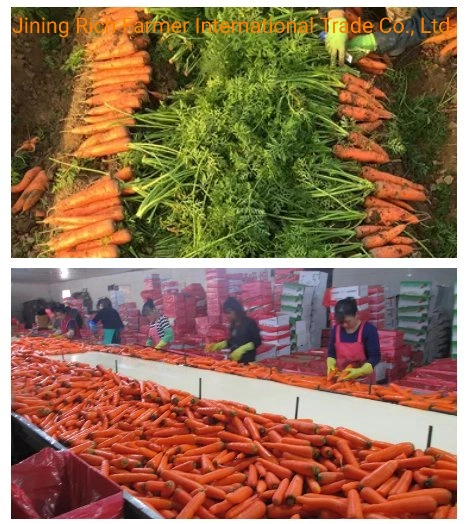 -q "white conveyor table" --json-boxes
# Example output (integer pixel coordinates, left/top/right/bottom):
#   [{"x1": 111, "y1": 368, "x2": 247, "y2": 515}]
[{"x1": 52, "y1": 352, "x2": 457, "y2": 454}]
